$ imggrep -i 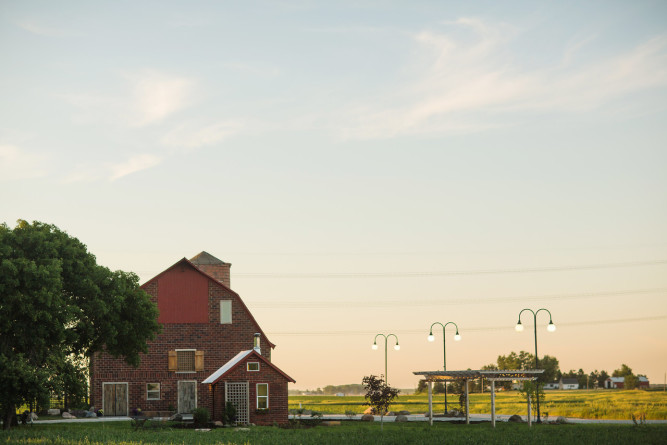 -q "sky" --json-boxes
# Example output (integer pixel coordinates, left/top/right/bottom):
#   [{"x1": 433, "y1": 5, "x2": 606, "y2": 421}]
[{"x1": 1, "y1": 0, "x2": 666, "y2": 390}]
